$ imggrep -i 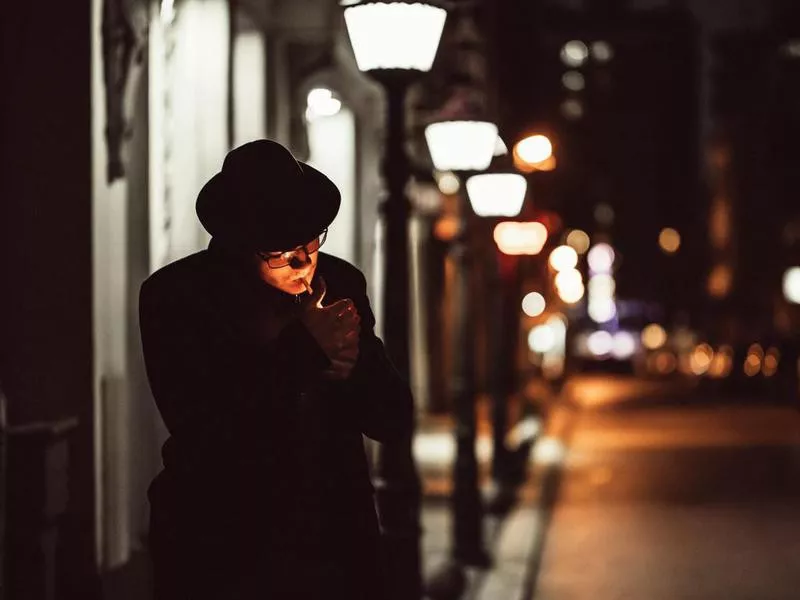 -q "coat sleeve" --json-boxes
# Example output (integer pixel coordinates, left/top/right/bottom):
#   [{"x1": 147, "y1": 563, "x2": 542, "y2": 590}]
[
  {"x1": 339, "y1": 269, "x2": 415, "y2": 444},
  {"x1": 139, "y1": 276, "x2": 330, "y2": 472}
]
